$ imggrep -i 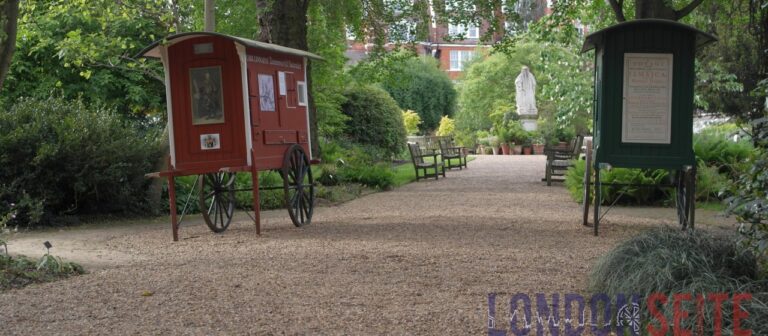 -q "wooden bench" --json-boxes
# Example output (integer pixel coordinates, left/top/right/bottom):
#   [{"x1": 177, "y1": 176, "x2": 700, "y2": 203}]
[
  {"x1": 438, "y1": 138, "x2": 467, "y2": 170},
  {"x1": 544, "y1": 135, "x2": 584, "y2": 186},
  {"x1": 408, "y1": 142, "x2": 445, "y2": 181}
]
